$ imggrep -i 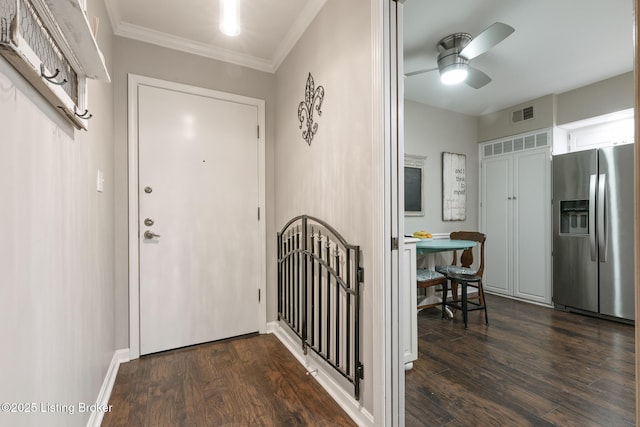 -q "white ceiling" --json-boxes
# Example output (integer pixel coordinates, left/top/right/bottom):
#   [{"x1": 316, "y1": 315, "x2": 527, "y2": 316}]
[
  {"x1": 404, "y1": 0, "x2": 634, "y2": 116},
  {"x1": 105, "y1": 0, "x2": 634, "y2": 117},
  {"x1": 103, "y1": 0, "x2": 325, "y2": 72}
]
